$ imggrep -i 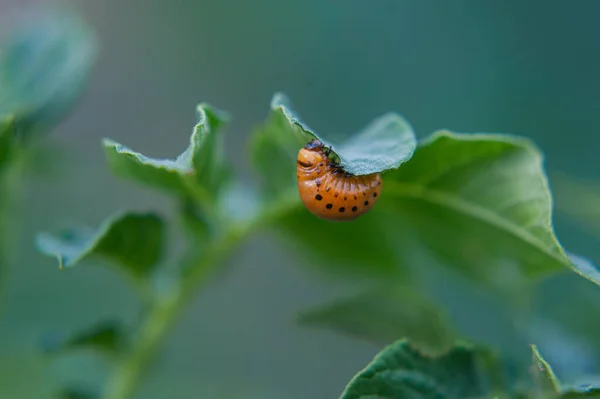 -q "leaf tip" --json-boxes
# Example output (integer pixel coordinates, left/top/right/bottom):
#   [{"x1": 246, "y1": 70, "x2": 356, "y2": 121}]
[
  {"x1": 195, "y1": 102, "x2": 231, "y2": 128},
  {"x1": 270, "y1": 91, "x2": 291, "y2": 110},
  {"x1": 101, "y1": 138, "x2": 120, "y2": 149}
]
